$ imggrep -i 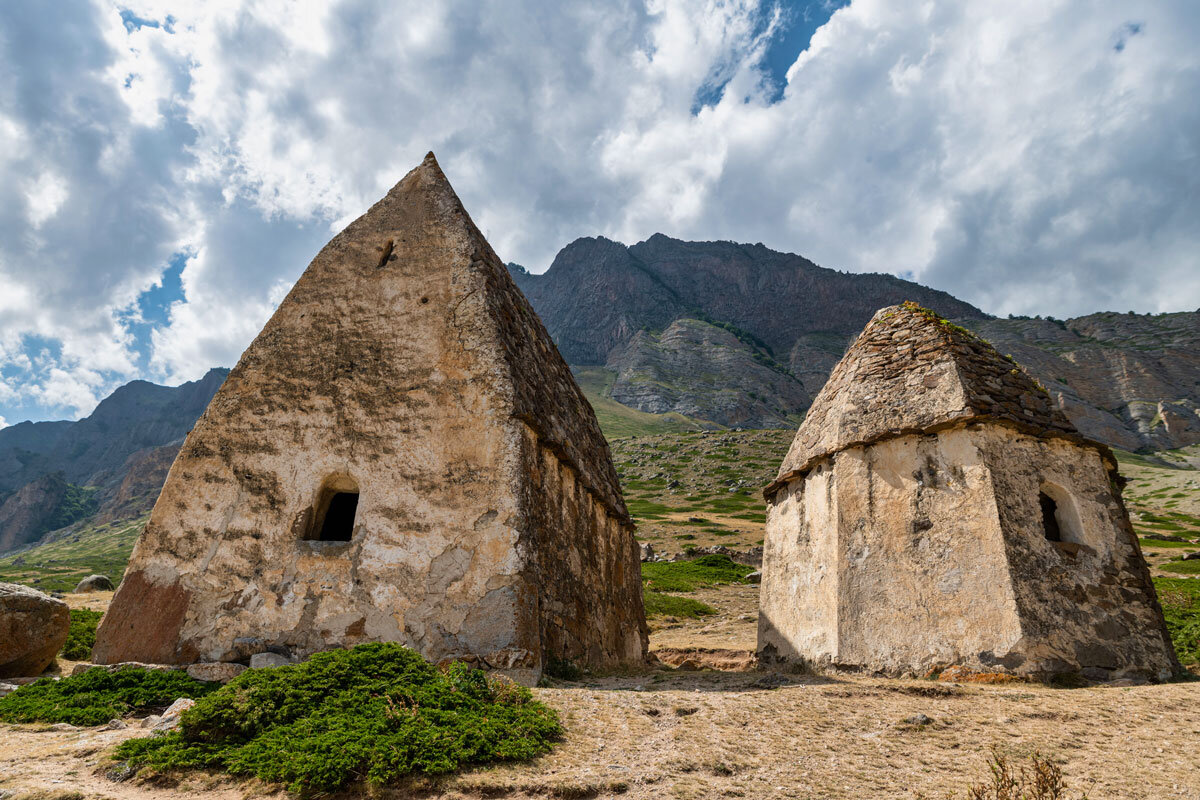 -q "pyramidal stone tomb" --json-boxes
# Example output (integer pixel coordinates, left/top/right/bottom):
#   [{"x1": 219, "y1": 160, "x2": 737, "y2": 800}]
[
  {"x1": 92, "y1": 153, "x2": 648, "y2": 682},
  {"x1": 758, "y1": 302, "x2": 1180, "y2": 681}
]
